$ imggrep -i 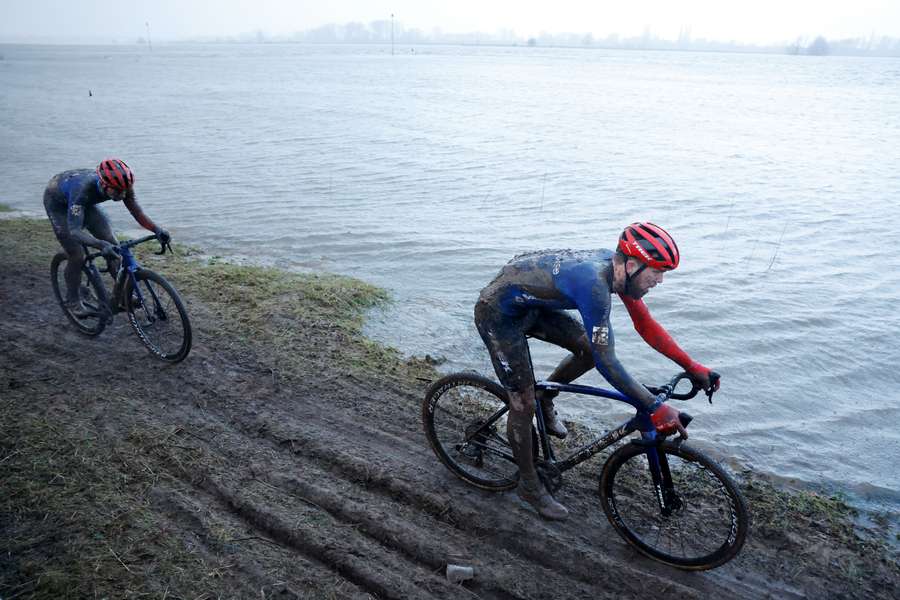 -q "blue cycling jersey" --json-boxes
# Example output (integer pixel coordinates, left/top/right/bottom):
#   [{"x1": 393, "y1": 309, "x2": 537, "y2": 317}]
[
  {"x1": 46, "y1": 169, "x2": 108, "y2": 231},
  {"x1": 485, "y1": 249, "x2": 615, "y2": 346}
]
